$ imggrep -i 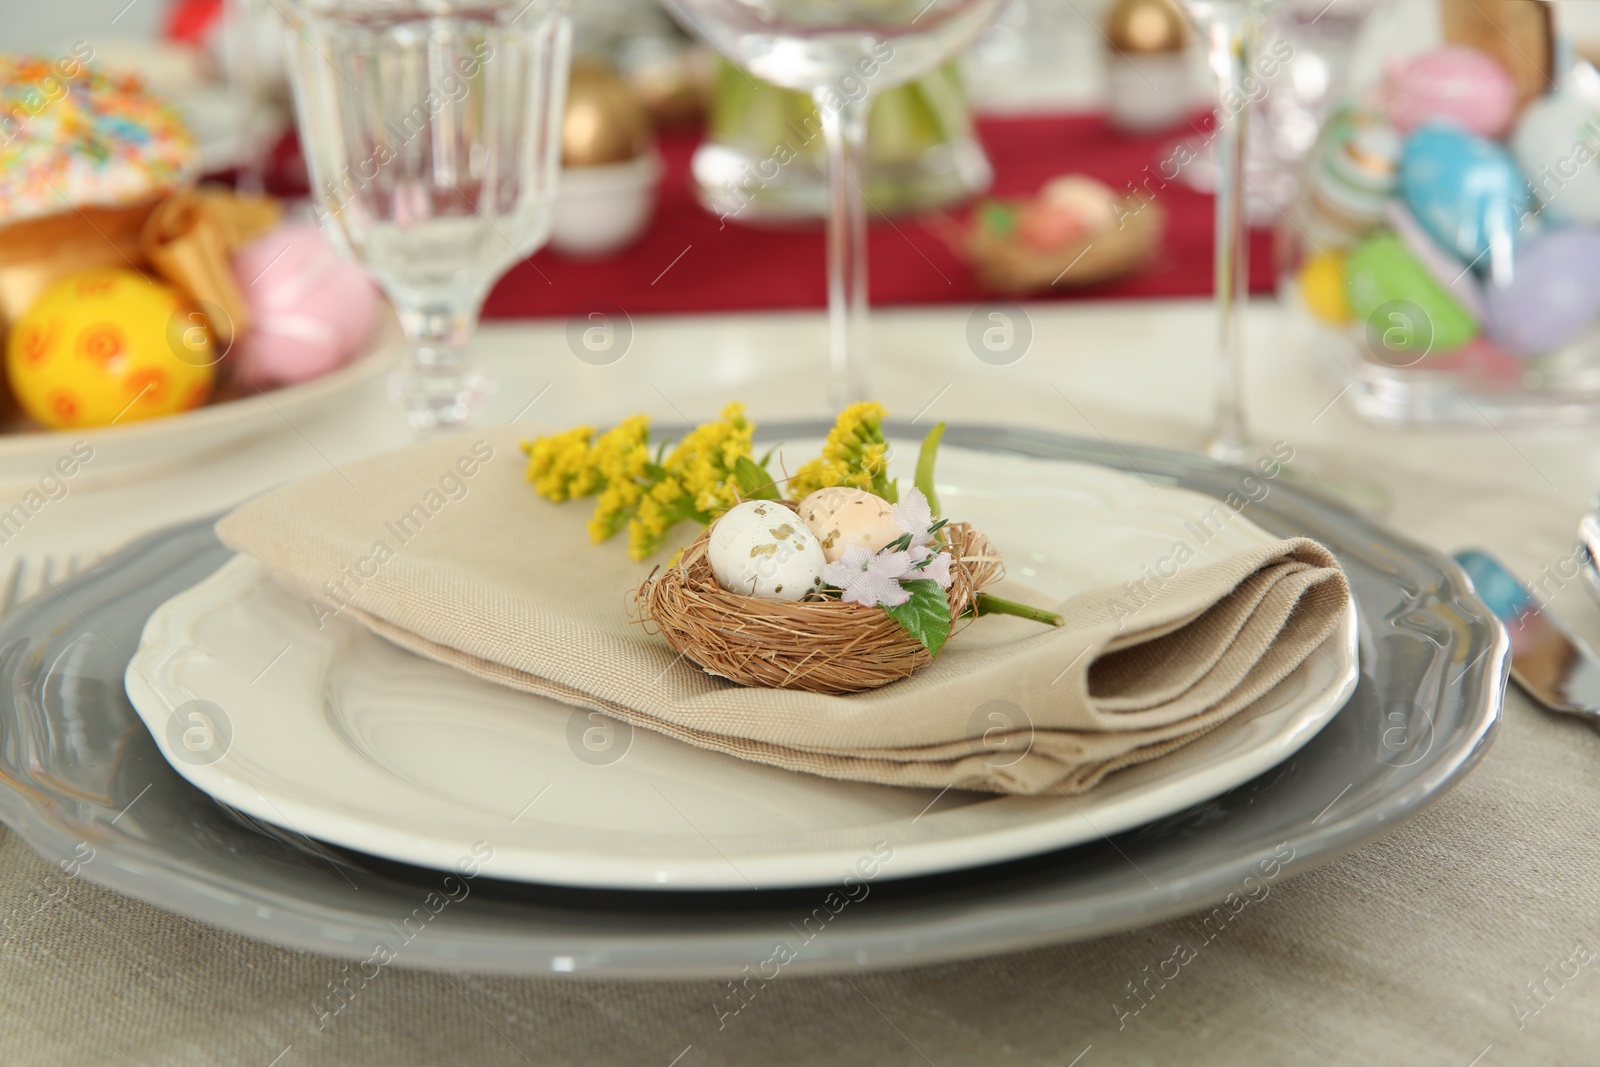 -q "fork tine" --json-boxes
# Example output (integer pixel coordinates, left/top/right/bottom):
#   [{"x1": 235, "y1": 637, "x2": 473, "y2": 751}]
[
  {"x1": 20, "y1": 556, "x2": 54, "y2": 610},
  {"x1": 0, "y1": 556, "x2": 26, "y2": 619}
]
